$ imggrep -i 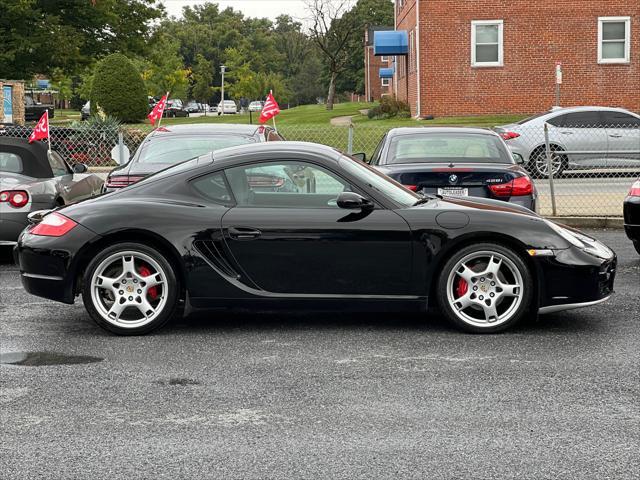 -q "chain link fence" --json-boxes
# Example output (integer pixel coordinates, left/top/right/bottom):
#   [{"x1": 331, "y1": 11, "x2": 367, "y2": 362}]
[{"x1": 2, "y1": 119, "x2": 638, "y2": 217}]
